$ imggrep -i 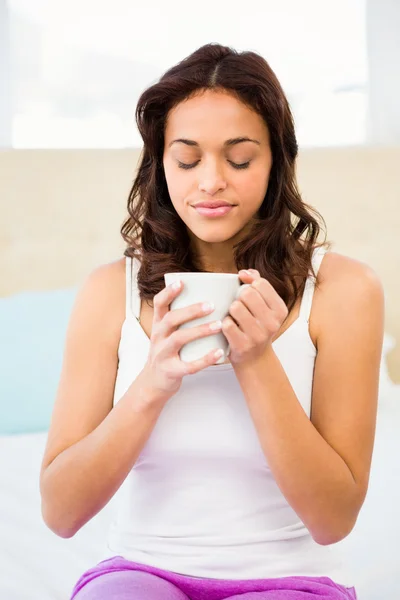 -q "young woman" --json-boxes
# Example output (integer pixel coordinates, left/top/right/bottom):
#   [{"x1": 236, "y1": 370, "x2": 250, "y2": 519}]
[{"x1": 40, "y1": 43, "x2": 384, "y2": 600}]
